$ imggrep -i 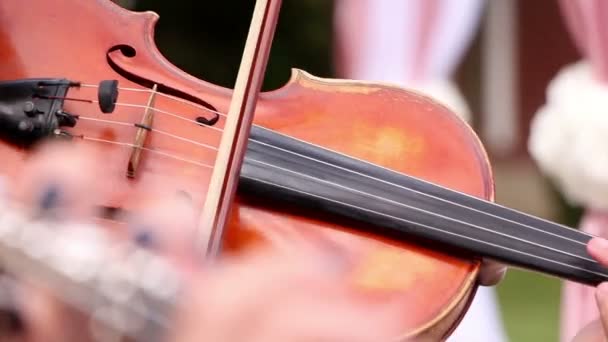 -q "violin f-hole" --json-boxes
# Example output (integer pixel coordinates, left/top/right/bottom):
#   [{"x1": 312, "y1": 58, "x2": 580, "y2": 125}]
[
  {"x1": 109, "y1": 44, "x2": 136, "y2": 58},
  {"x1": 106, "y1": 45, "x2": 220, "y2": 126}
]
